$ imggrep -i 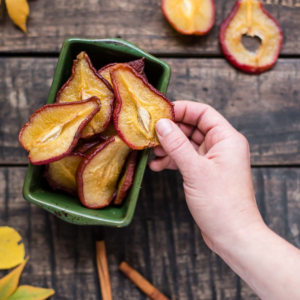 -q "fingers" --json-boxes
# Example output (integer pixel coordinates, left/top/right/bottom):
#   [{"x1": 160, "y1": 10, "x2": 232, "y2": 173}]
[
  {"x1": 191, "y1": 128, "x2": 205, "y2": 145},
  {"x1": 153, "y1": 146, "x2": 167, "y2": 157},
  {"x1": 174, "y1": 101, "x2": 235, "y2": 135},
  {"x1": 149, "y1": 156, "x2": 178, "y2": 172},
  {"x1": 155, "y1": 118, "x2": 203, "y2": 176}
]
